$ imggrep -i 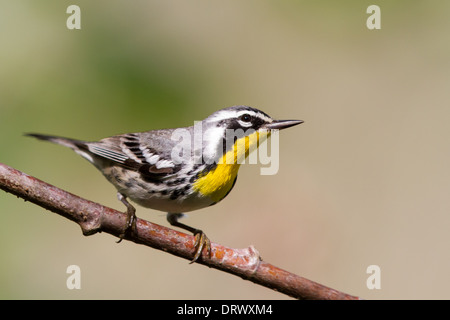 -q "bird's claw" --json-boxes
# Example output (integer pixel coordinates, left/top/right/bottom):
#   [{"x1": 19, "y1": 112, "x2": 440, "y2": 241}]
[{"x1": 190, "y1": 230, "x2": 211, "y2": 264}]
